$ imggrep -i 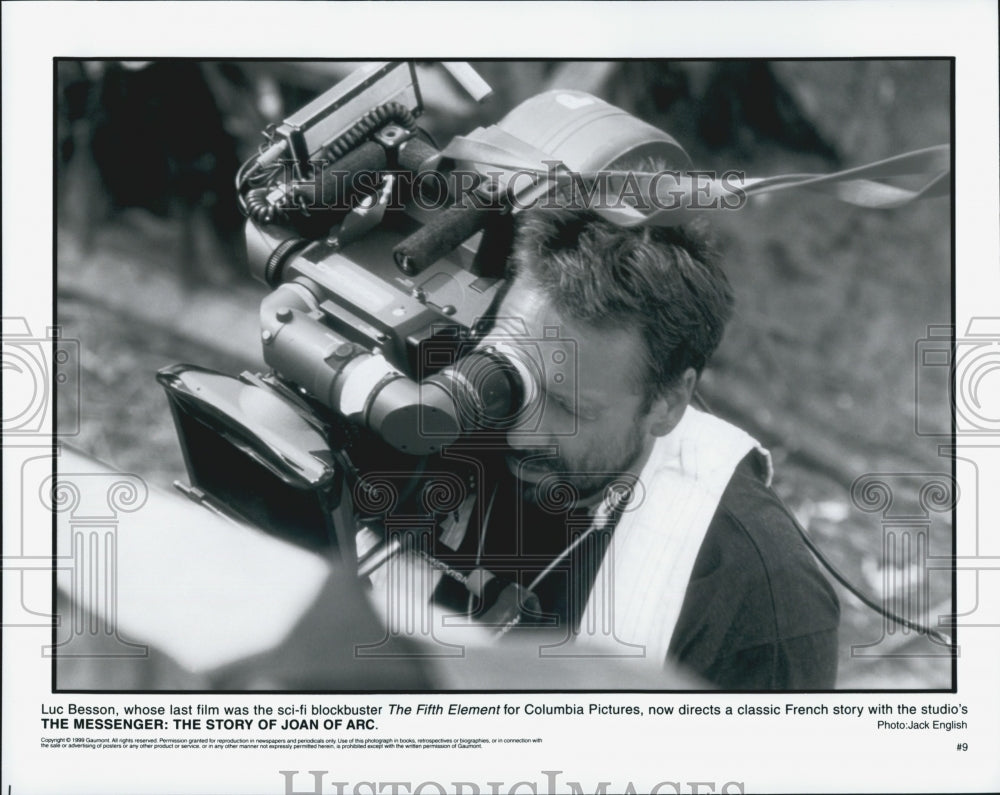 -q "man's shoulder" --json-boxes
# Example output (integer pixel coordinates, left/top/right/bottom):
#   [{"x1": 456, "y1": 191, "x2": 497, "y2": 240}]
[
  {"x1": 708, "y1": 454, "x2": 823, "y2": 573},
  {"x1": 668, "y1": 449, "x2": 841, "y2": 689},
  {"x1": 685, "y1": 452, "x2": 840, "y2": 640}
]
